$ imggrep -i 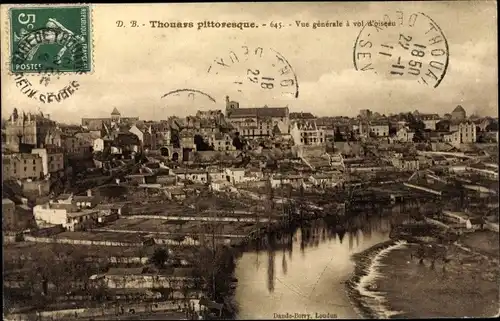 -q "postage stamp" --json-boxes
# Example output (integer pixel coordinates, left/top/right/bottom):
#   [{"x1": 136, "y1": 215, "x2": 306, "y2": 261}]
[
  {"x1": 9, "y1": 5, "x2": 92, "y2": 74},
  {"x1": 353, "y1": 11, "x2": 449, "y2": 88},
  {"x1": 207, "y1": 46, "x2": 299, "y2": 99}
]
